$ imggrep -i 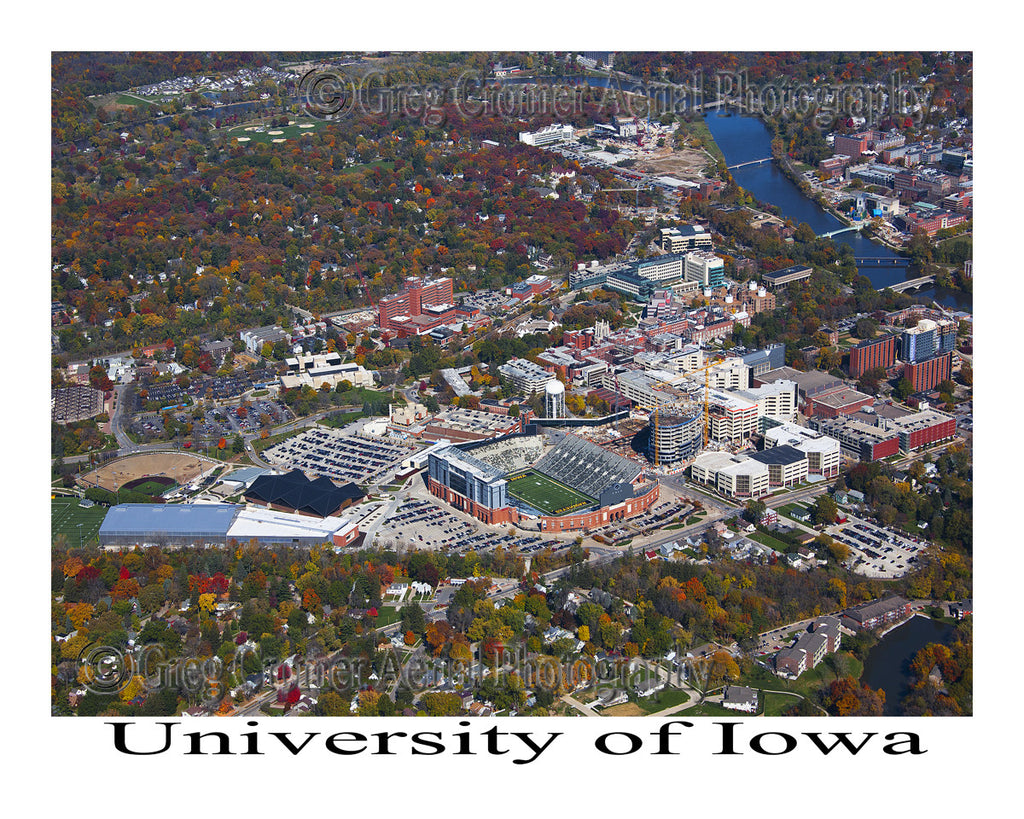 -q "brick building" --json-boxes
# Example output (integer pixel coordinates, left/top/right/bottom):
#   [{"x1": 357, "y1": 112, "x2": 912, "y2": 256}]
[
  {"x1": 849, "y1": 334, "x2": 897, "y2": 378},
  {"x1": 890, "y1": 408, "x2": 957, "y2": 452},
  {"x1": 903, "y1": 351, "x2": 953, "y2": 392},
  {"x1": 377, "y1": 276, "x2": 455, "y2": 334},
  {"x1": 841, "y1": 596, "x2": 912, "y2": 631},
  {"x1": 808, "y1": 416, "x2": 901, "y2": 461}
]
